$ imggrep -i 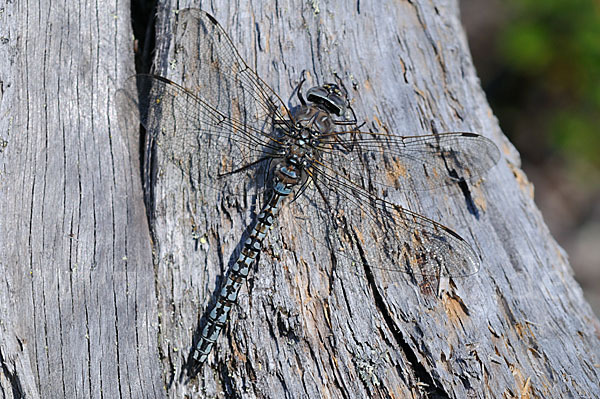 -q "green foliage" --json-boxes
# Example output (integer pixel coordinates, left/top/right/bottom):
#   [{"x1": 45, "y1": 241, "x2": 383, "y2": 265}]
[{"x1": 496, "y1": 0, "x2": 600, "y2": 173}]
